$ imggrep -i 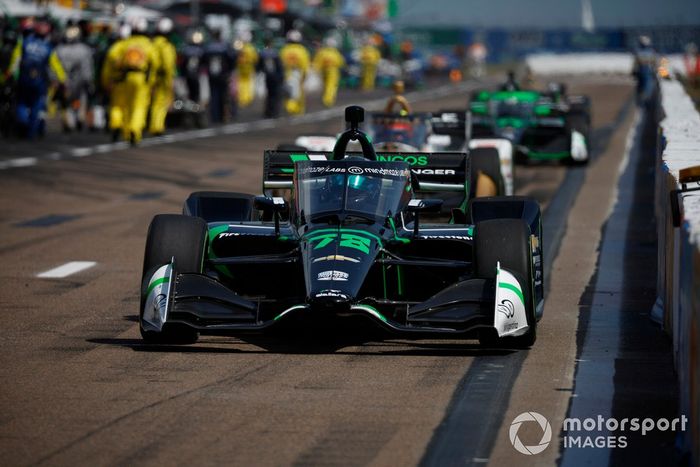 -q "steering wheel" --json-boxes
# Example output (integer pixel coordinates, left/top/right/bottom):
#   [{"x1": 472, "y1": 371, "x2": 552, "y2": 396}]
[{"x1": 332, "y1": 106, "x2": 377, "y2": 161}]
